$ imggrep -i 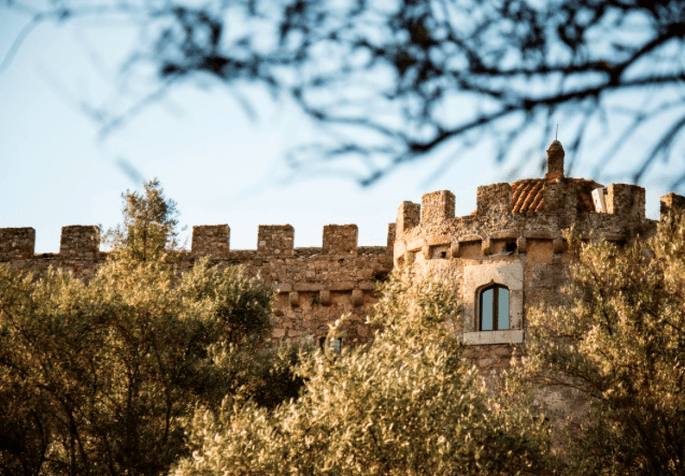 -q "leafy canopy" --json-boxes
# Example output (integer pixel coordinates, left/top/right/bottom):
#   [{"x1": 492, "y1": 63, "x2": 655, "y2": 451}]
[
  {"x1": 173, "y1": 275, "x2": 560, "y2": 476},
  {"x1": 523, "y1": 212, "x2": 685, "y2": 476},
  {"x1": 104, "y1": 178, "x2": 180, "y2": 262},
  {"x1": 0, "y1": 180, "x2": 293, "y2": 476}
]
